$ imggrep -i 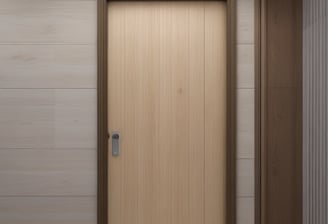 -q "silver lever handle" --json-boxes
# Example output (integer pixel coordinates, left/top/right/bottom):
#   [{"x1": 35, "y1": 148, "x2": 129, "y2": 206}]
[{"x1": 112, "y1": 132, "x2": 120, "y2": 157}]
